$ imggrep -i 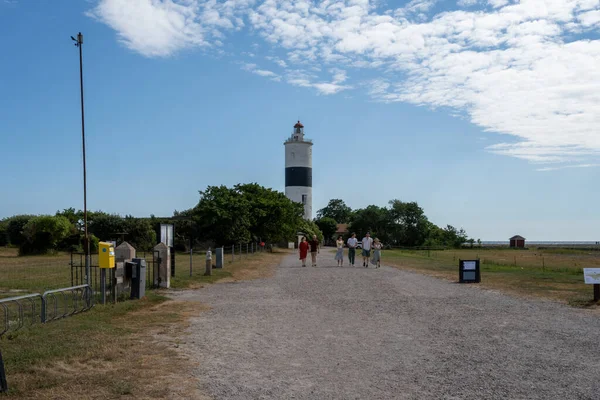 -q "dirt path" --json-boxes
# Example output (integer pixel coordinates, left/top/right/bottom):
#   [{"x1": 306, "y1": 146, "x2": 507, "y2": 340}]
[{"x1": 172, "y1": 250, "x2": 600, "y2": 399}]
